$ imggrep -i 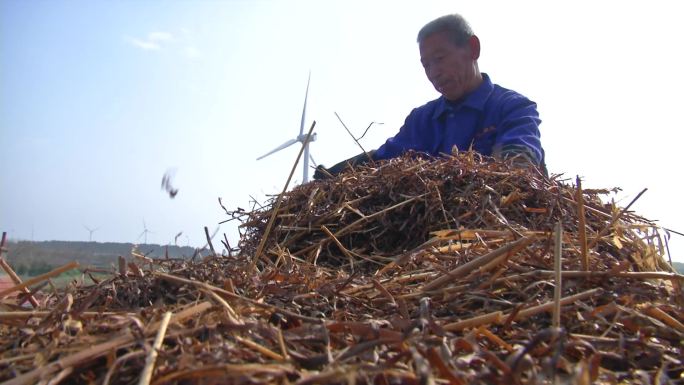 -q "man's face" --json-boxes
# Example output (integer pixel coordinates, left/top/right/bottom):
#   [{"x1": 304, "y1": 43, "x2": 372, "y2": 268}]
[{"x1": 419, "y1": 31, "x2": 480, "y2": 101}]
